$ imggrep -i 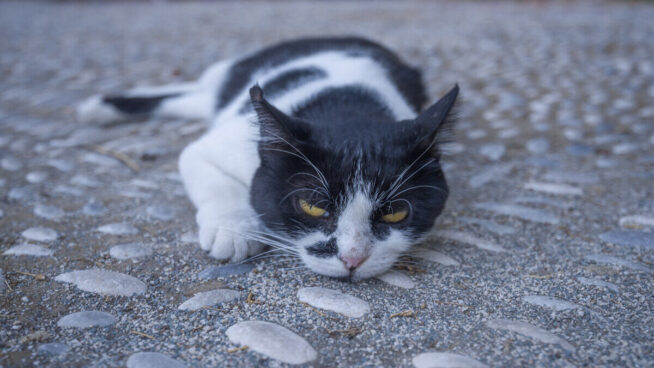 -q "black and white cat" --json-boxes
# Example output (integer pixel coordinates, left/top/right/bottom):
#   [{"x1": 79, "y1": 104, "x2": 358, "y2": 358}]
[{"x1": 78, "y1": 37, "x2": 459, "y2": 280}]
